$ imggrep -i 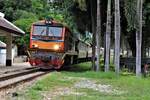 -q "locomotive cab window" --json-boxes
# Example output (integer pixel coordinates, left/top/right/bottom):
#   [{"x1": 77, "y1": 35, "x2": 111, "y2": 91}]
[
  {"x1": 33, "y1": 26, "x2": 47, "y2": 36},
  {"x1": 48, "y1": 27, "x2": 62, "y2": 37},
  {"x1": 32, "y1": 25, "x2": 63, "y2": 40}
]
